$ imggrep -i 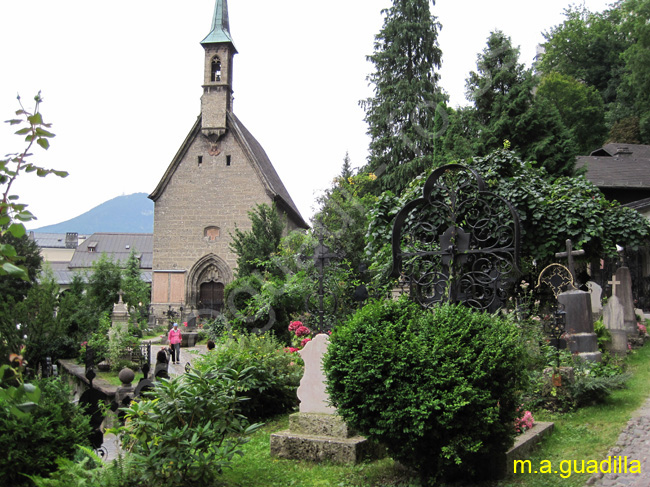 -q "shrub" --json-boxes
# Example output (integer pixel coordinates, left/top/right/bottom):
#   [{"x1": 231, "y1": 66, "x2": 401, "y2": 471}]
[
  {"x1": 114, "y1": 367, "x2": 262, "y2": 487},
  {"x1": 323, "y1": 298, "x2": 526, "y2": 484},
  {"x1": 193, "y1": 332, "x2": 303, "y2": 421},
  {"x1": 0, "y1": 377, "x2": 91, "y2": 487}
]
